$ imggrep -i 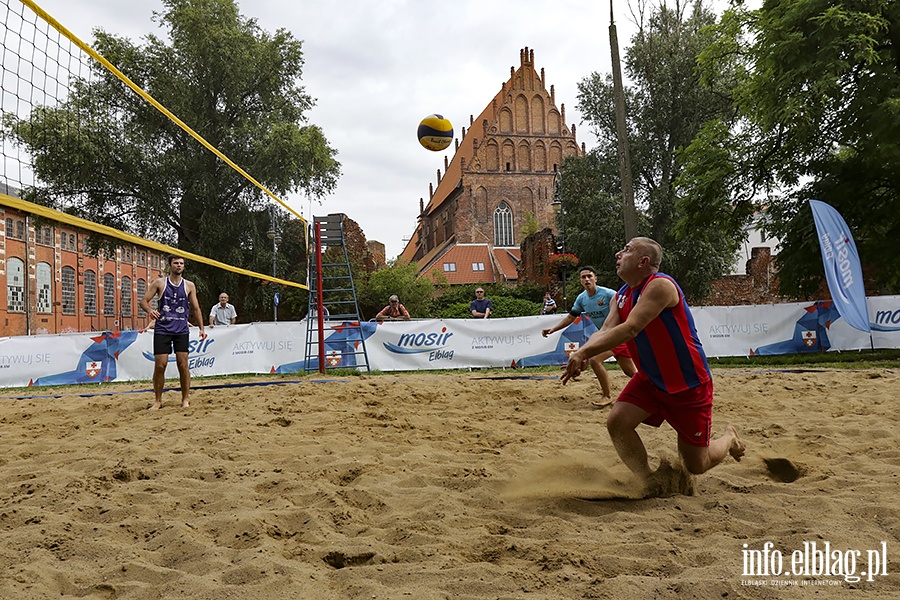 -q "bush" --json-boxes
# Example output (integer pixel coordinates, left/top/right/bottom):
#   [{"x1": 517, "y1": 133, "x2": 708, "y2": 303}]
[
  {"x1": 357, "y1": 262, "x2": 436, "y2": 319},
  {"x1": 436, "y1": 302, "x2": 474, "y2": 319},
  {"x1": 490, "y1": 296, "x2": 542, "y2": 317},
  {"x1": 435, "y1": 296, "x2": 541, "y2": 319},
  {"x1": 430, "y1": 283, "x2": 545, "y2": 318}
]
